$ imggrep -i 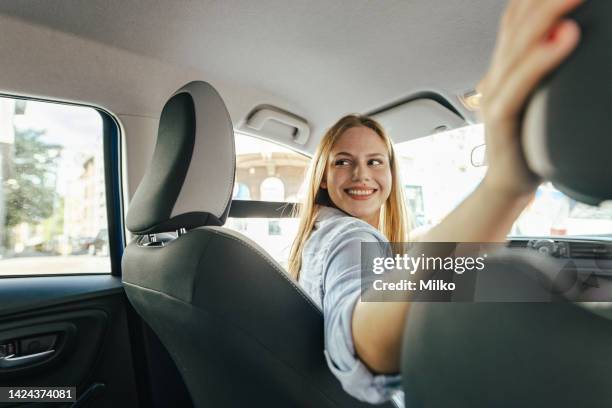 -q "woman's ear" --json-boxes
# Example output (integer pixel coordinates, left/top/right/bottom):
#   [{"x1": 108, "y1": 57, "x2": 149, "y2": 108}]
[{"x1": 320, "y1": 180, "x2": 327, "y2": 189}]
